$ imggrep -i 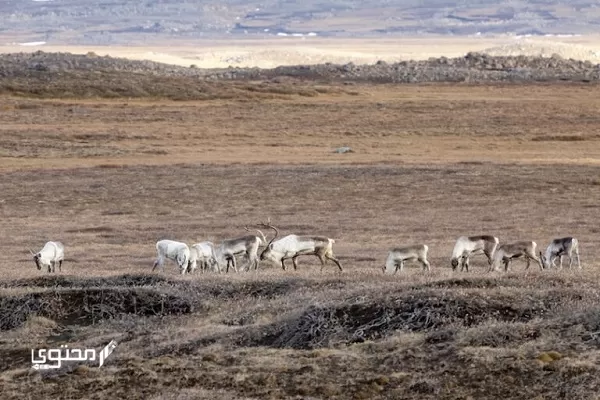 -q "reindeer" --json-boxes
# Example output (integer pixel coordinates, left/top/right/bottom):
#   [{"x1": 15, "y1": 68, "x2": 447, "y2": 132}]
[
  {"x1": 152, "y1": 239, "x2": 191, "y2": 275},
  {"x1": 213, "y1": 227, "x2": 267, "y2": 273},
  {"x1": 30, "y1": 241, "x2": 64, "y2": 273},
  {"x1": 258, "y1": 222, "x2": 343, "y2": 272},
  {"x1": 383, "y1": 244, "x2": 430, "y2": 274},
  {"x1": 451, "y1": 235, "x2": 499, "y2": 272},
  {"x1": 189, "y1": 241, "x2": 218, "y2": 273},
  {"x1": 490, "y1": 241, "x2": 543, "y2": 272},
  {"x1": 540, "y1": 237, "x2": 581, "y2": 269}
]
